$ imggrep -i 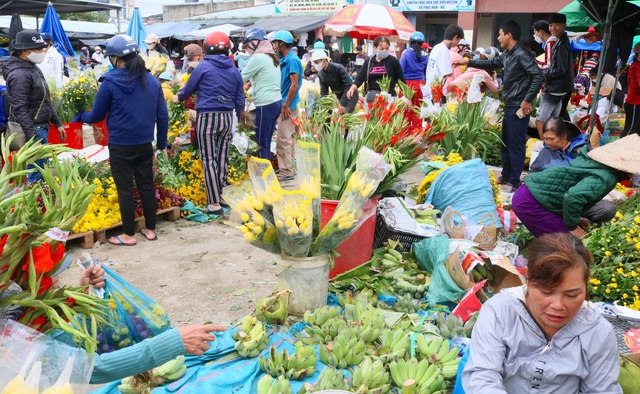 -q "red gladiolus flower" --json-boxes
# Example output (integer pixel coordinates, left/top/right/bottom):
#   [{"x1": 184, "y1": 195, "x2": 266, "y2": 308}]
[
  {"x1": 429, "y1": 133, "x2": 446, "y2": 141},
  {"x1": 7, "y1": 154, "x2": 13, "y2": 164},
  {"x1": 0, "y1": 234, "x2": 7, "y2": 257},
  {"x1": 391, "y1": 135, "x2": 399, "y2": 145},
  {"x1": 30, "y1": 316, "x2": 47, "y2": 331},
  {"x1": 66, "y1": 297, "x2": 76, "y2": 308},
  {"x1": 22, "y1": 243, "x2": 55, "y2": 274},
  {"x1": 37, "y1": 276, "x2": 53, "y2": 295},
  {"x1": 51, "y1": 243, "x2": 65, "y2": 263}
]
